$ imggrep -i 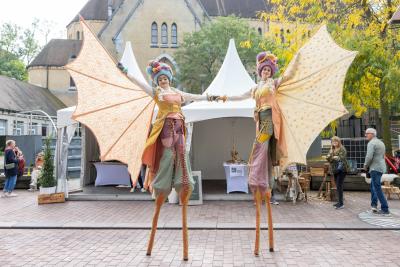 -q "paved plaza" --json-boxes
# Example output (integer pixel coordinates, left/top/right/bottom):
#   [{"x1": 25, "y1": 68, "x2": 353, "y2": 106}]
[{"x1": 1, "y1": 190, "x2": 400, "y2": 266}]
